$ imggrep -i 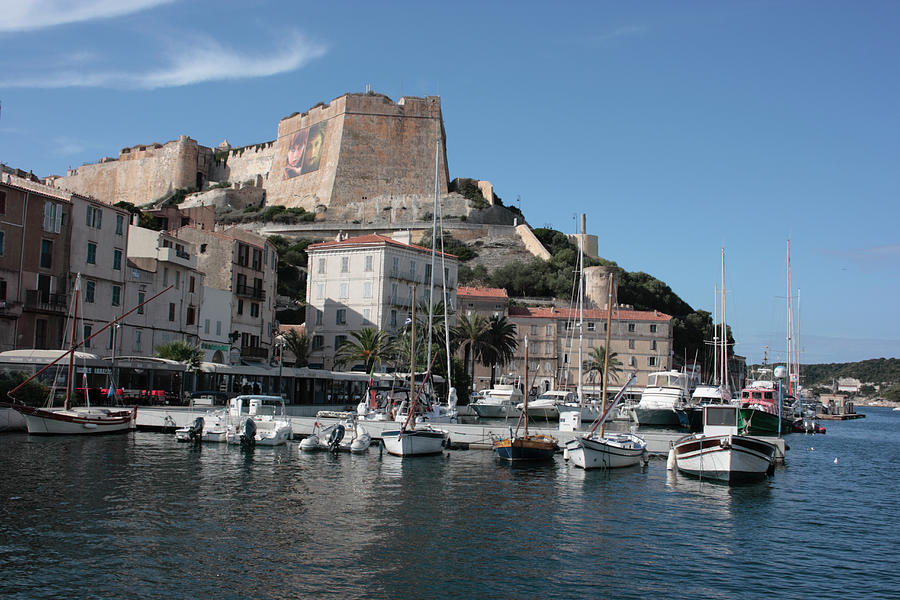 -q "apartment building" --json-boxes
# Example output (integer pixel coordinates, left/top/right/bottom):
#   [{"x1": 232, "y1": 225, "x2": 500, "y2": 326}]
[
  {"x1": 173, "y1": 227, "x2": 277, "y2": 364},
  {"x1": 305, "y1": 233, "x2": 458, "y2": 370},
  {"x1": 456, "y1": 286, "x2": 512, "y2": 389},
  {"x1": 0, "y1": 174, "x2": 73, "y2": 351},
  {"x1": 121, "y1": 226, "x2": 204, "y2": 357}
]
